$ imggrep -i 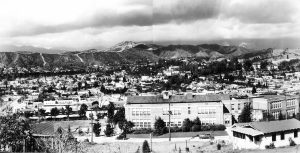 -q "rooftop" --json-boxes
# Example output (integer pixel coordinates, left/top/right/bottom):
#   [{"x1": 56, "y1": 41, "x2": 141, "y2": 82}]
[
  {"x1": 233, "y1": 119, "x2": 300, "y2": 135},
  {"x1": 127, "y1": 93, "x2": 230, "y2": 104}
]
